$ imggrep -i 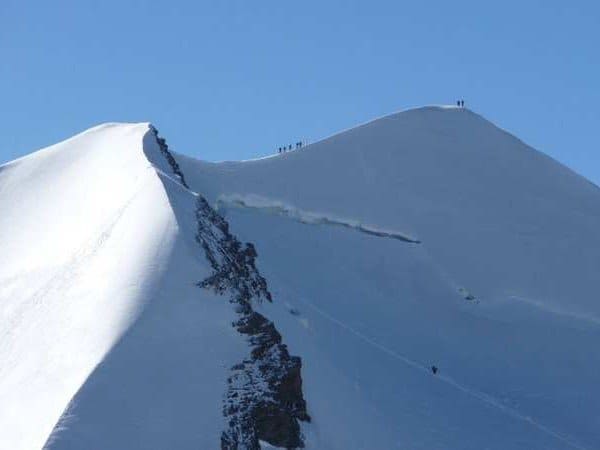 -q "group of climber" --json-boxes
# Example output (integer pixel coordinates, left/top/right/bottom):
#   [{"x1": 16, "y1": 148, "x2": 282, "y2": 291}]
[
  {"x1": 278, "y1": 141, "x2": 303, "y2": 154},
  {"x1": 277, "y1": 99, "x2": 465, "y2": 156}
]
